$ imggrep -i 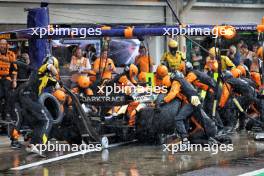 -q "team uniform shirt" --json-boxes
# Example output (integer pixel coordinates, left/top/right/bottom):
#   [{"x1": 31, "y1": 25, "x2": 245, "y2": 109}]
[
  {"x1": 161, "y1": 51, "x2": 186, "y2": 72},
  {"x1": 204, "y1": 55, "x2": 235, "y2": 72},
  {"x1": 185, "y1": 71, "x2": 214, "y2": 92},
  {"x1": 135, "y1": 55, "x2": 153, "y2": 73},
  {"x1": 164, "y1": 77, "x2": 197, "y2": 104},
  {"x1": 93, "y1": 58, "x2": 116, "y2": 80},
  {"x1": 0, "y1": 50, "x2": 17, "y2": 80}
]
